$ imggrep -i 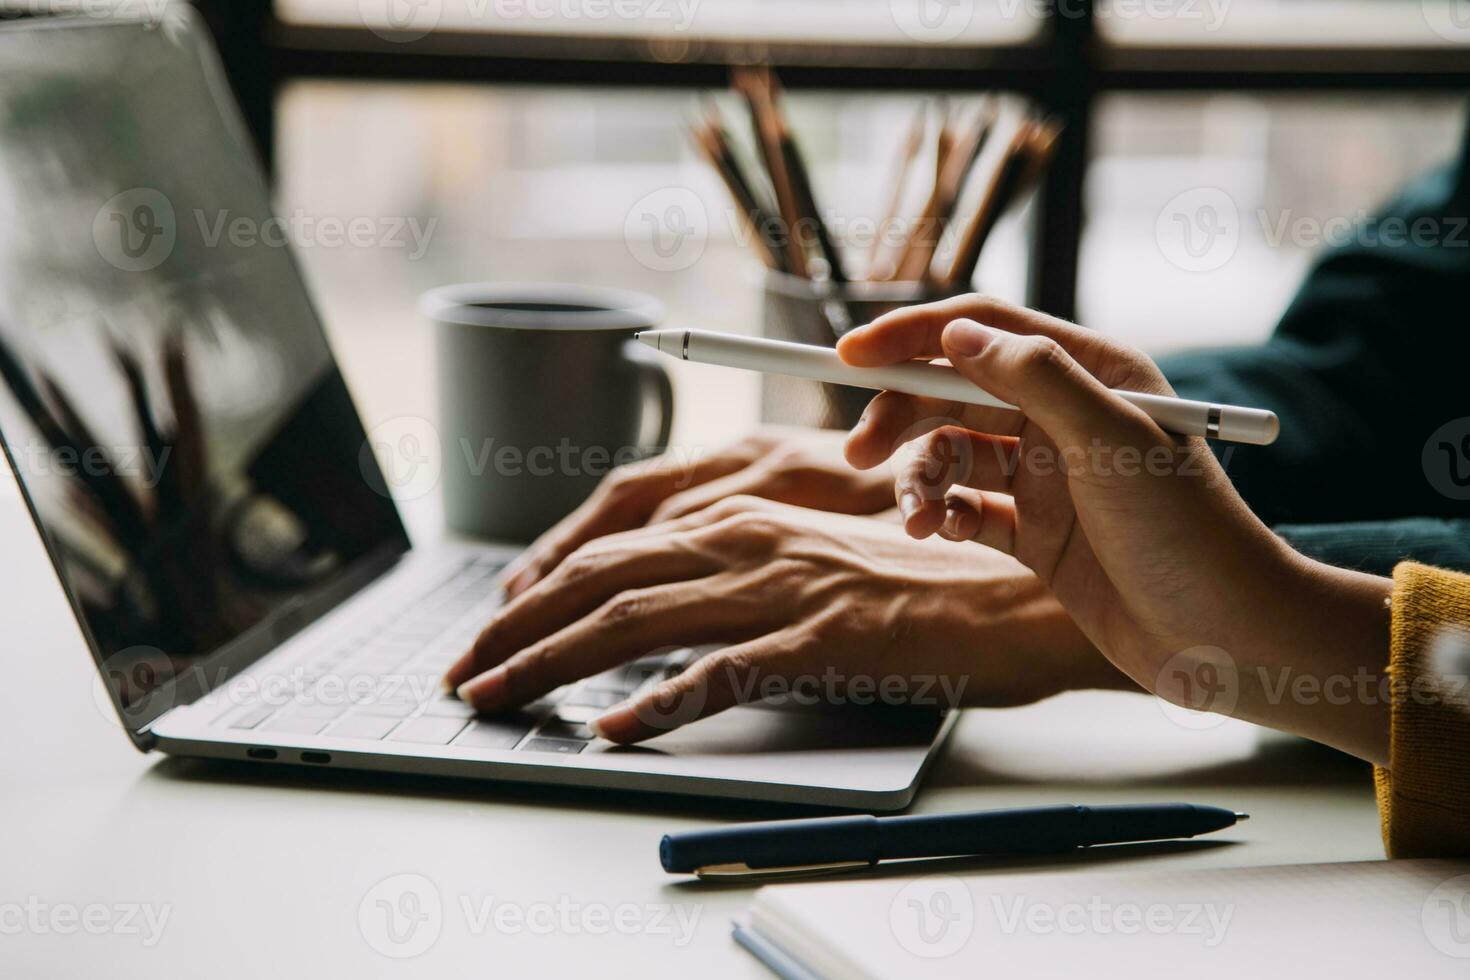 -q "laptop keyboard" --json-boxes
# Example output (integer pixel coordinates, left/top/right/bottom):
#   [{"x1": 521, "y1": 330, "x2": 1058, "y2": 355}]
[{"x1": 212, "y1": 555, "x2": 707, "y2": 754}]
